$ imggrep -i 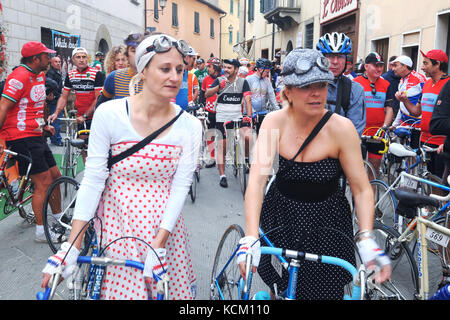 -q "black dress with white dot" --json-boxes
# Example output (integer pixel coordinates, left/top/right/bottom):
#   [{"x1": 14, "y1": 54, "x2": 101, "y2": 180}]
[{"x1": 258, "y1": 155, "x2": 356, "y2": 300}]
